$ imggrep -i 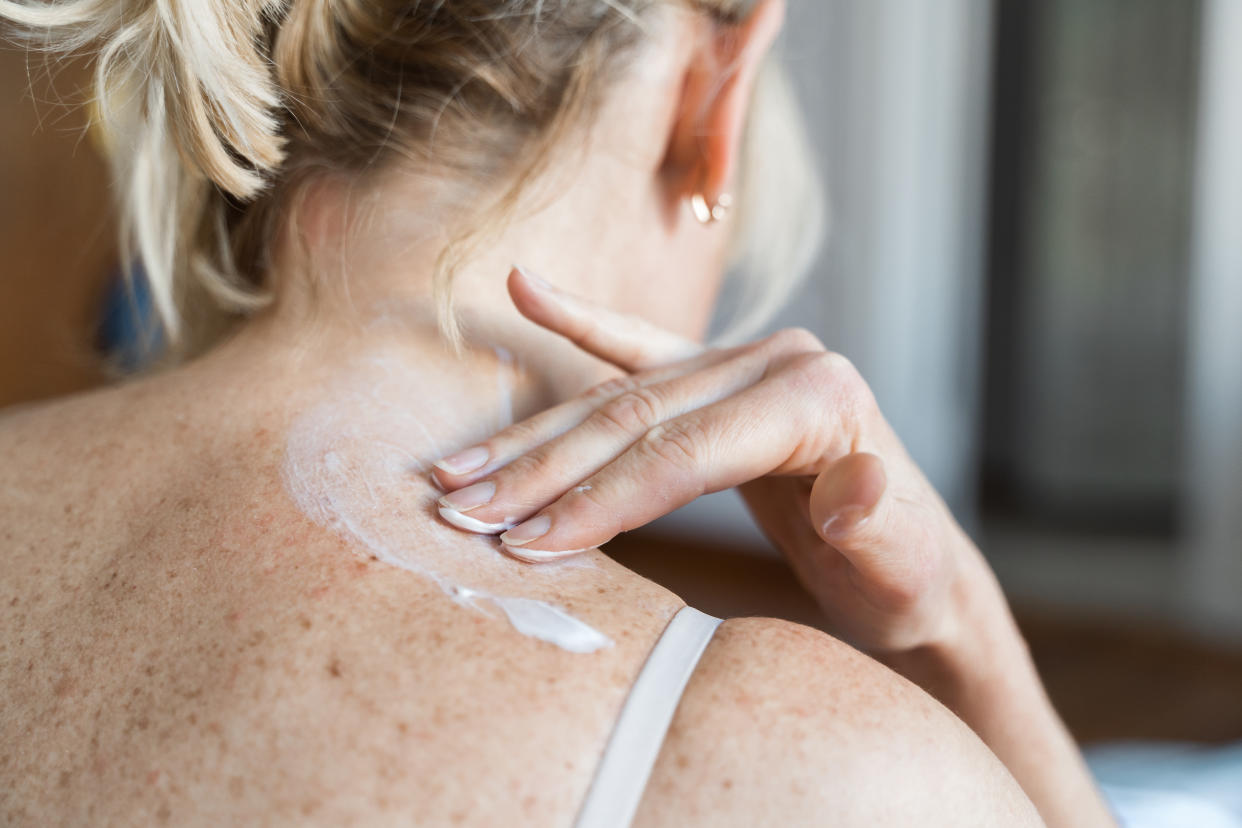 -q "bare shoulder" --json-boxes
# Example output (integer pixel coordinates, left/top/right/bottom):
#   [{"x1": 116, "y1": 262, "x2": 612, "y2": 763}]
[
  {"x1": 0, "y1": 388, "x2": 123, "y2": 535},
  {"x1": 0, "y1": 391, "x2": 78, "y2": 460},
  {"x1": 0, "y1": 379, "x2": 693, "y2": 825},
  {"x1": 0, "y1": 381, "x2": 169, "y2": 557},
  {"x1": 635, "y1": 617, "x2": 1041, "y2": 827},
  {"x1": 0, "y1": 380, "x2": 148, "y2": 475}
]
